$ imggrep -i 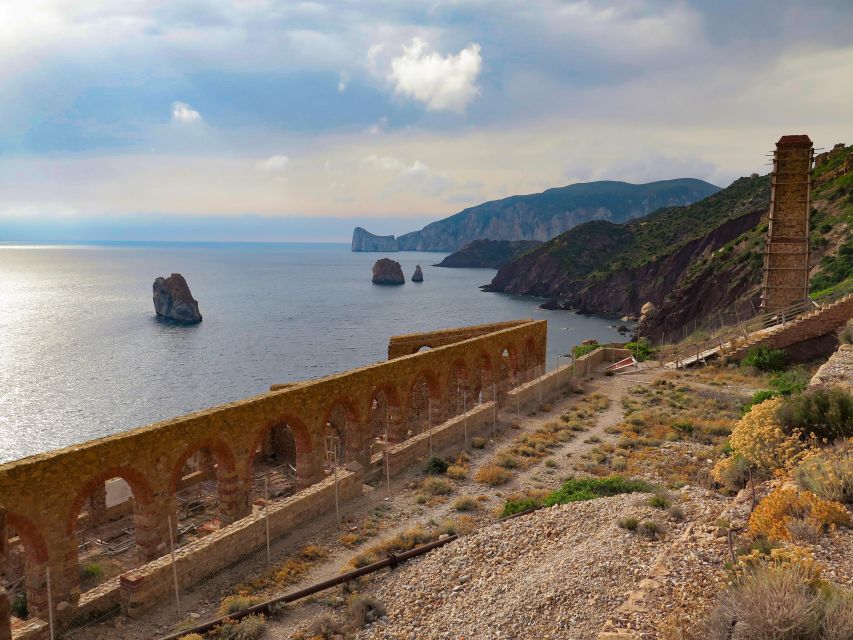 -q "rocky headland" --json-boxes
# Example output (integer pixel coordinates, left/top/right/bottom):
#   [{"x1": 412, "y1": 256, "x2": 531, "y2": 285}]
[
  {"x1": 352, "y1": 227, "x2": 399, "y2": 252},
  {"x1": 372, "y1": 258, "x2": 405, "y2": 285},
  {"x1": 152, "y1": 273, "x2": 203, "y2": 324},
  {"x1": 435, "y1": 239, "x2": 542, "y2": 269}
]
